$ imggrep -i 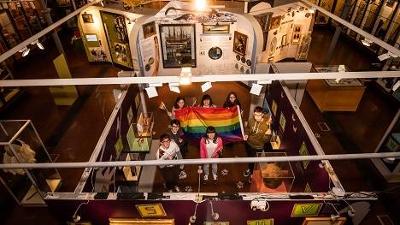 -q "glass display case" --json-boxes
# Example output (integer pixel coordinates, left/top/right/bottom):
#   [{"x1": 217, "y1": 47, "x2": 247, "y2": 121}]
[
  {"x1": 0, "y1": 120, "x2": 62, "y2": 205},
  {"x1": 252, "y1": 152, "x2": 295, "y2": 192}
]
